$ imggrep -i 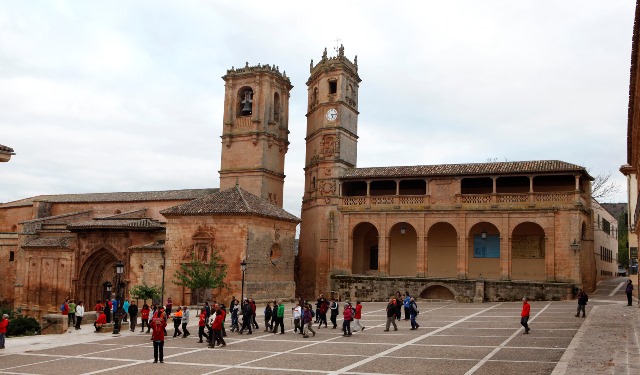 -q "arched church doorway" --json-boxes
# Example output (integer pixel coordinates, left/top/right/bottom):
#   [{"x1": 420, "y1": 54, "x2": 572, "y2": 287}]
[
  {"x1": 427, "y1": 222, "x2": 457, "y2": 278},
  {"x1": 468, "y1": 222, "x2": 501, "y2": 279},
  {"x1": 351, "y1": 222, "x2": 379, "y2": 275},
  {"x1": 511, "y1": 222, "x2": 546, "y2": 281},
  {"x1": 78, "y1": 249, "x2": 119, "y2": 306},
  {"x1": 389, "y1": 222, "x2": 417, "y2": 276}
]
